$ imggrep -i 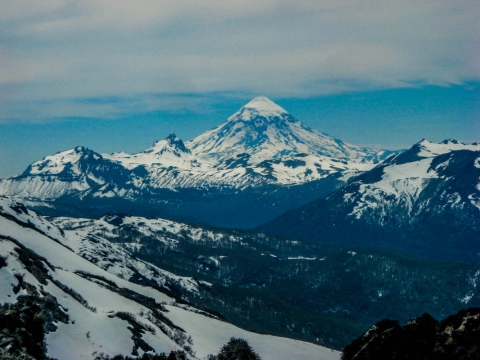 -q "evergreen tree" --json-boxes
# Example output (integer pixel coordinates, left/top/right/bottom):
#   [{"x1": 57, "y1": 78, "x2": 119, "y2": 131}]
[{"x1": 214, "y1": 337, "x2": 261, "y2": 360}]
